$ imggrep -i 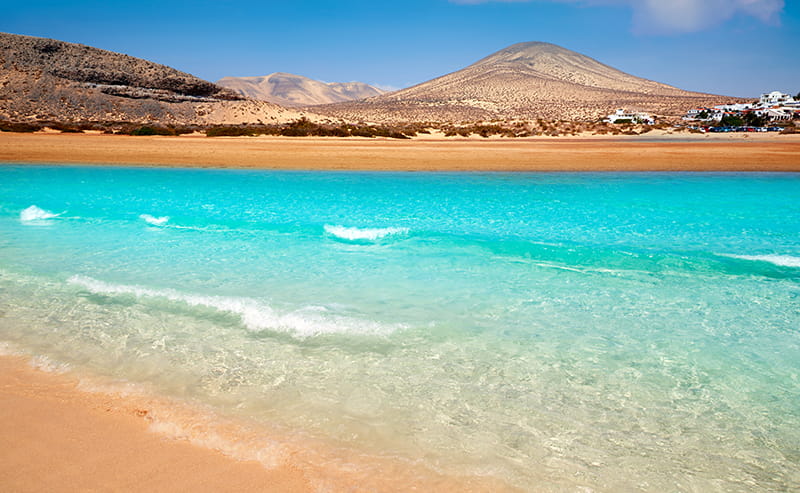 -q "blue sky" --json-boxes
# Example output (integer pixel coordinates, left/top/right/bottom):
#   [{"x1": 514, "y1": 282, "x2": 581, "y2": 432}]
[{"x1": 3, "y1": 0, "x2": 798, "y2": 97}]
